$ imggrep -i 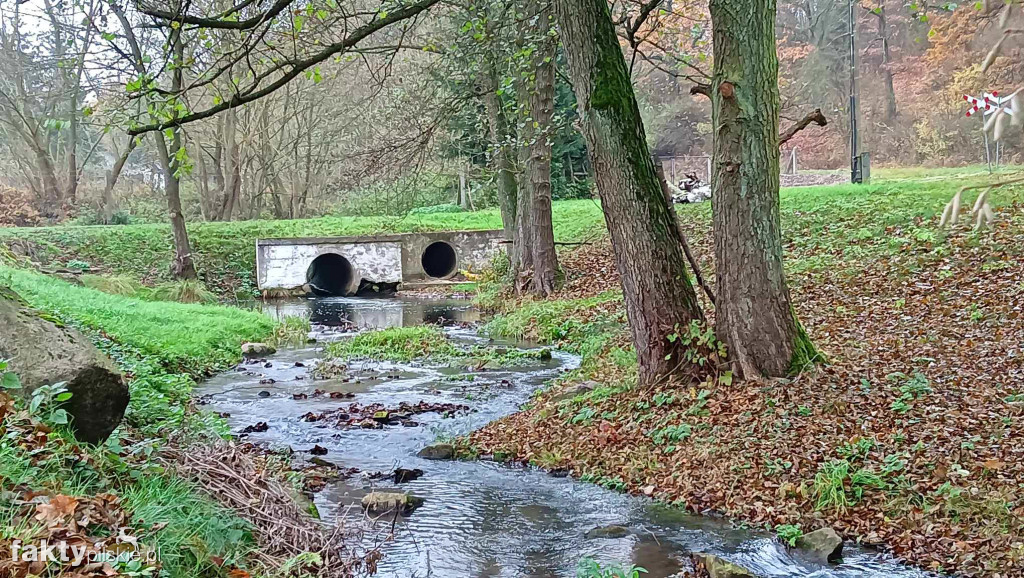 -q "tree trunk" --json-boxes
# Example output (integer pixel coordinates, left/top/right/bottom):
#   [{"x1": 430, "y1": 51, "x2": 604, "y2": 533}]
[
  {"x1": 709, "y1": 0, "x2": 817, "y2": 378},
  {"x1": 65, "y1": 88, "x2": 80, "y2": 205},
  {"x1": 212, "y1": 116, "x2": 226, "y2": 220},
  {"x1": 218, "y1": 108, "x2": 241, "y2": 221},
  {"x1": 512, "y1": 100, "x2": 534, "y2": 290},
  {"x1": 482, "y1": 46, "x2": 517, "y2": 241},
  {"x1": 554, "y1": 0, "x2": 704, "y2": 384},
  {"x1": 528, "y1": 0, "x2": 558, "y2": 296},
  {"x1": 31, "y1": 139, "x2": 62, "y2": 214},
  {"x1": 876, "y1": 4, "x2": 898, "y2": 123},
  {"x1": 158, "y1": 26, "x2": 197, "y2": 280},
  {"x1": 102, "y1": 139, "x2": 136, "y2": 223}
]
